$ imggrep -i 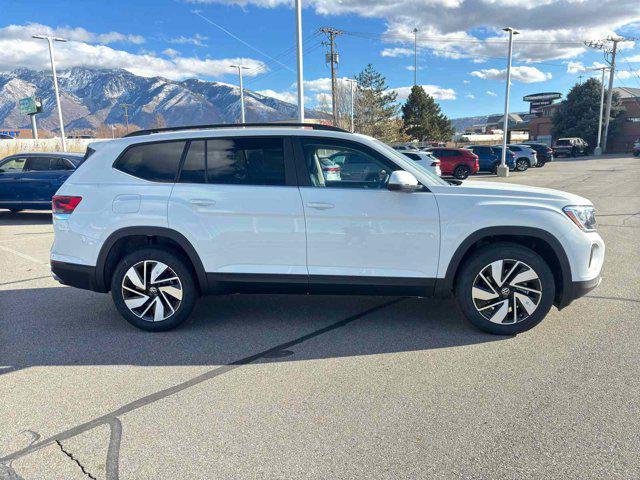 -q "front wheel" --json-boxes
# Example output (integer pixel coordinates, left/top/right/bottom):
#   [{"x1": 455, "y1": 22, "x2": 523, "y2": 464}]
[
  {"x1": 454, "y1": 243, "x2": 555, "y2": 335},
  {"x1": 515, "y1": 158, "x2": 528, "y2": 171},
  {"x1": 111, "y1": 248, "x2": 198, "y2": 331},
  {"x1": 453, "y1": 165, "x2": 471, "y2": 180}
]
